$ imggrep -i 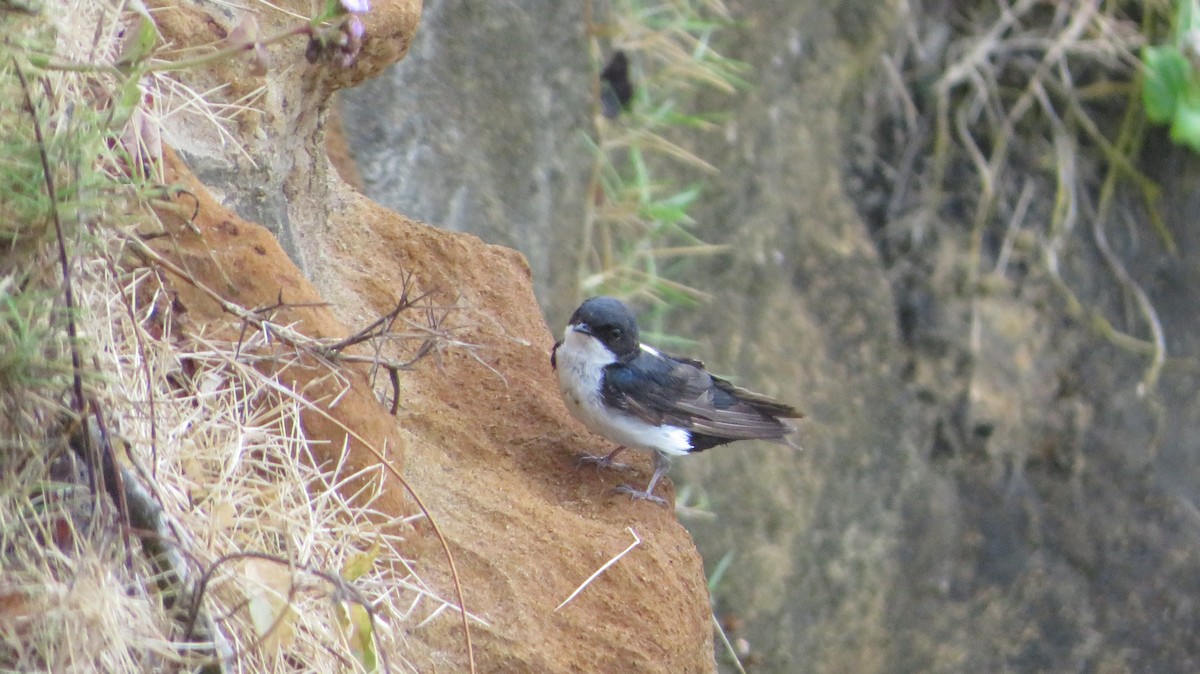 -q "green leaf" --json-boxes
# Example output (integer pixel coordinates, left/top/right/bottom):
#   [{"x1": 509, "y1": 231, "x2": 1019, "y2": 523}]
[
  {"x1": 341, "y1": 541, "x2": 380, "y2": 581},
  {"x1": 349, "y1": 604, "x2": 378, "y2": 672},
  {"x1": 1141, "y1": 46, "x2": 1190, "y2": 123},
  {"x1": 642, "y1": 201, "x2": 691, "y2": 225},
  {"x1": 706, "y1": 550, "x2": 735, "y2": 592},
  {"x1": 333, "y1": 600, "x2": 378, "y2": 673},
  {"x1": 321, "y1": 0, "x2": 343, "y2": 21},
  {"x1": 629, "y1": 145, "x2": 651, "y2": 201},
  {"x1": 116, "y1": 17, "x2": 158, "y2": 67},
  {"x1": 1176, "y1": 0, "x2": 1200, "y2": 43},
  {"x1": 1169, "y1": 98, "x2": 1200, "y2": 152},
  {"x1": 657, "y1": 185, "x2": 702, "y2": 211},
  {"x1": 109, "y1": 75, "x2": 144, "y2": 129}
]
